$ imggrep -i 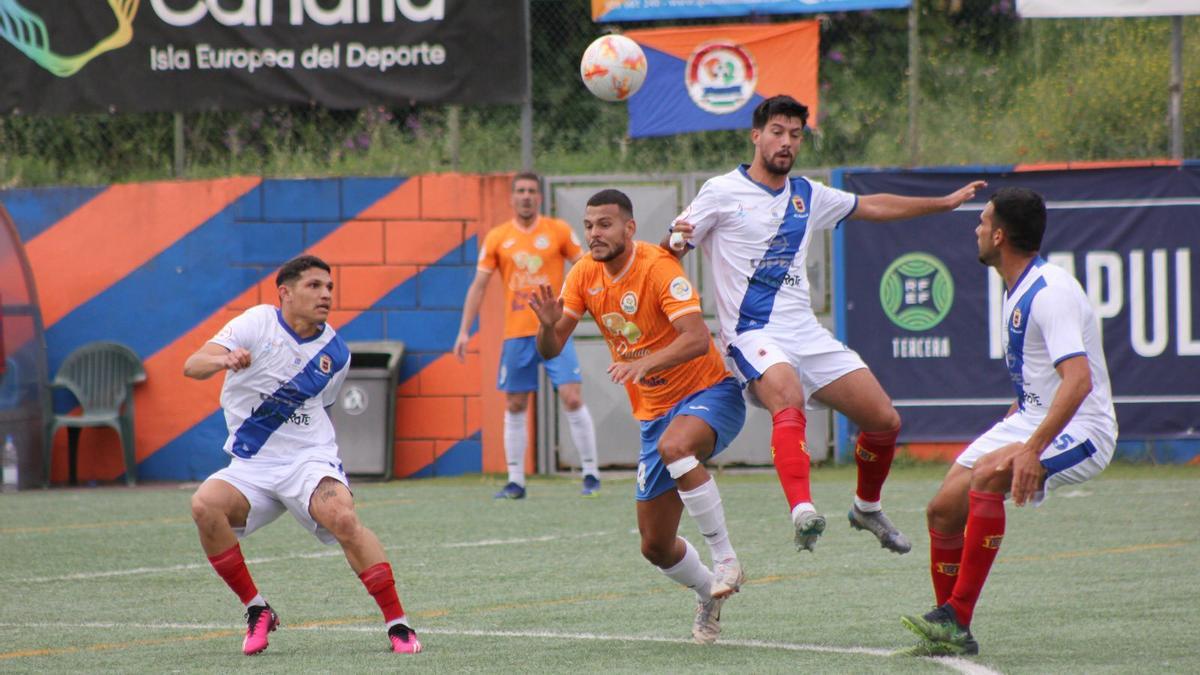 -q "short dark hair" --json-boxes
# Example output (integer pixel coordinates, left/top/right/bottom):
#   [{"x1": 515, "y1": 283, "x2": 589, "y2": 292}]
[
  {"x1": 990, "y1": 187, "x2": 1046, "y2": 253},
  {"x1": 276, "y1": 255, "x2": 331, "y2": 287},
  {"x1": 752, "y1": 95, "x2": 810, "y2": 130},
  {"x1": 512, "y1": 171, "x2": 541, "y2": 192},
  {"x1": 586, "y1": 189, "x2": 633, "y2": 219}
]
